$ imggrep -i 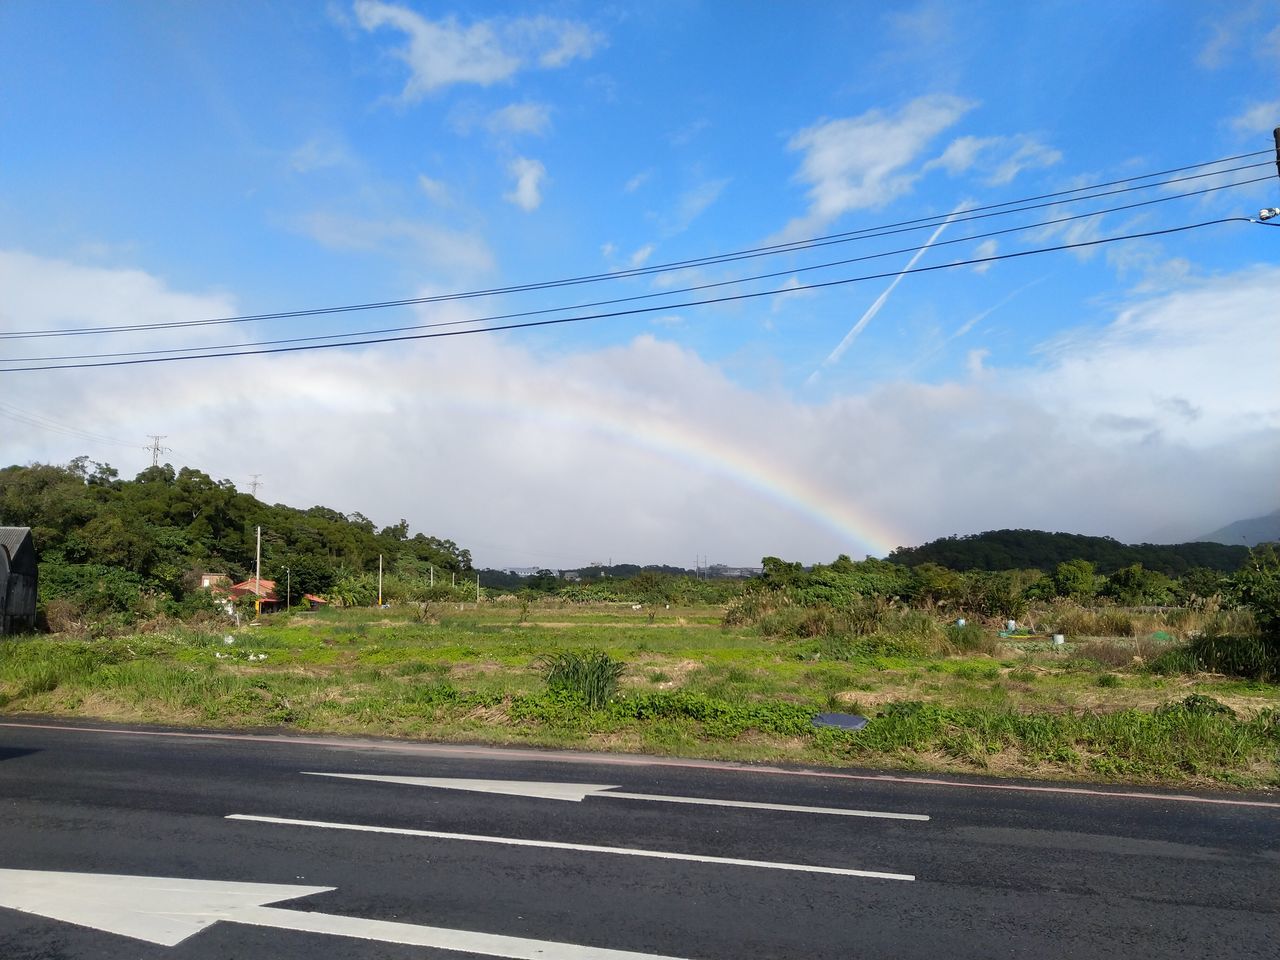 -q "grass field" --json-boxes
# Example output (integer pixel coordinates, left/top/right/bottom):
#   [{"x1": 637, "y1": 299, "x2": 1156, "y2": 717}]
[{"x1": 2, "y1": 601, "x2": 1277, "y2": 789}]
